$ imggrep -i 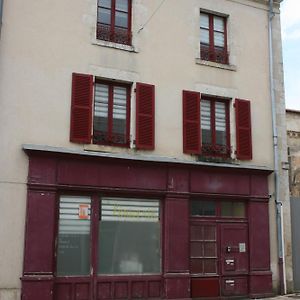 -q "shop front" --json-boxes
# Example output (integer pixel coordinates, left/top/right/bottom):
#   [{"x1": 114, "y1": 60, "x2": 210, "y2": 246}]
[{"x1": 21, "y1": 145, "x2": 273, "y2": 299}]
